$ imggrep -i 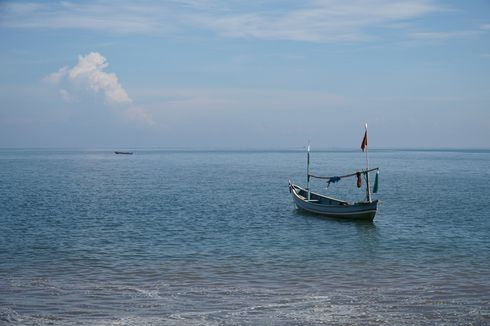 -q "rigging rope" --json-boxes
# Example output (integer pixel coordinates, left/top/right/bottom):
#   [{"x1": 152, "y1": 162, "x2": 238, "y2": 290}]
[{"x1": 308, "y1": 167, "x2": 379, "y2": 181}]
